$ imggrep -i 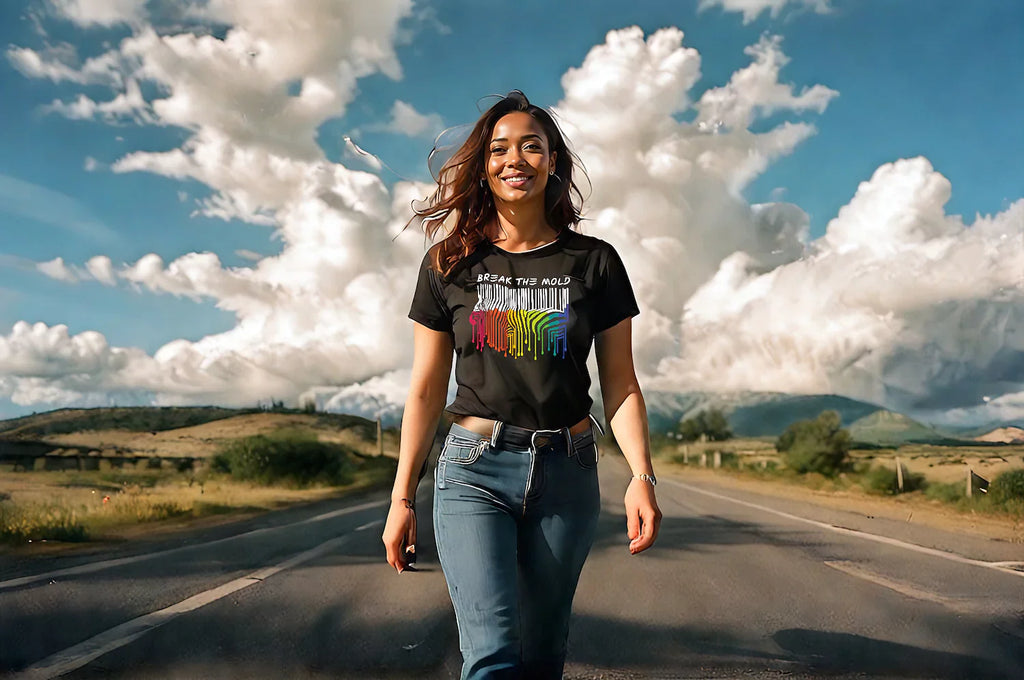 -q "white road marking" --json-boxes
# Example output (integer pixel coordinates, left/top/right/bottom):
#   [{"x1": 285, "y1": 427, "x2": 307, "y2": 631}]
[
  {"x1": 823, "y1": 560, "x2": 974, "y2": 612},
  {"x1": 355, "y1": 519, "x2": 385, "y2": 531},
  {"x1": 0, "y1": 498, "x2": 387, "y2": 591},
  {"x1": 664, "y1": 478, "x2": 1024, "y2": 579},
  {"x1": 10, "y1": 532, "x2": 357, "y2": 680}
]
